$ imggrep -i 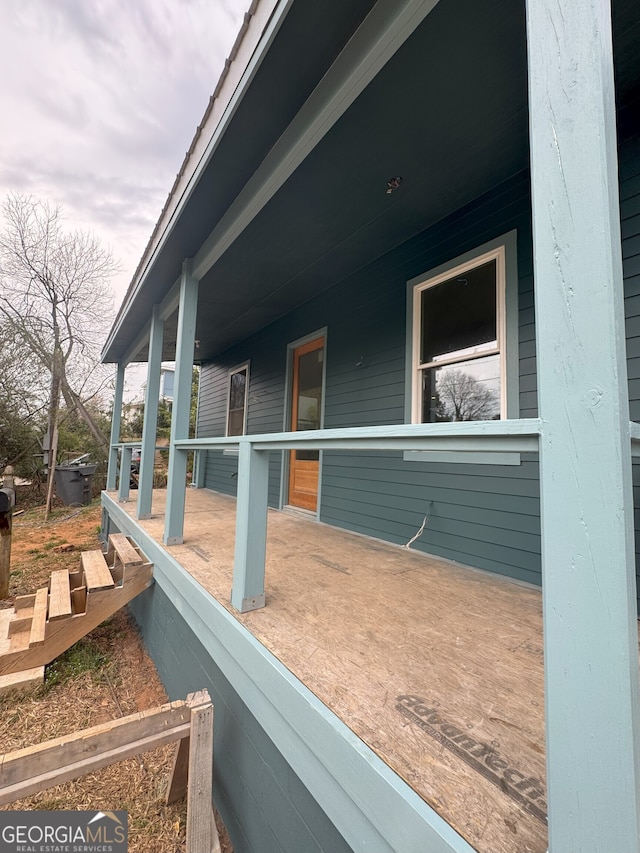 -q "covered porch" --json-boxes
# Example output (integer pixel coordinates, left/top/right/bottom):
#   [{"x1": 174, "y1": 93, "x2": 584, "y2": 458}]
[
  {"x1": 100, "y1": 0, "x2": 640, "y2": 850},
  {"x1": 106, "y1": 485, "x2": 547, "y2": 853}
]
